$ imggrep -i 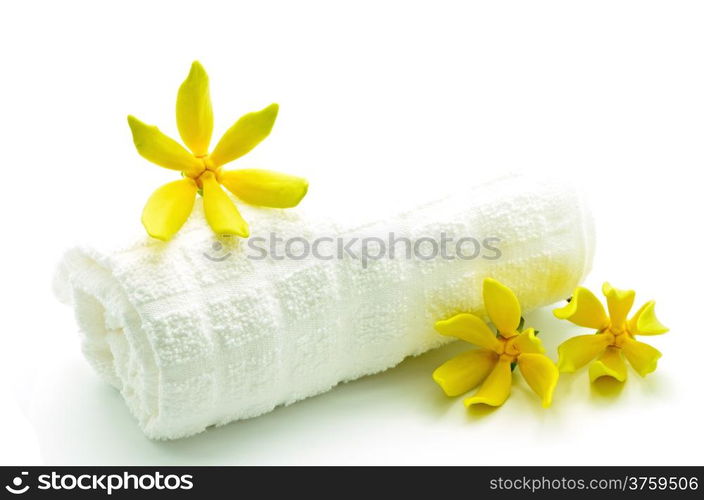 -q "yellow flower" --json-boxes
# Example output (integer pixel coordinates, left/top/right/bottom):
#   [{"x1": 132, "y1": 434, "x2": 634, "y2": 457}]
[
  {"x1": 128, "y1": 61, "x2": 309, "y2": 241},
  {"x1": 433, "y1": 278, "x2": 559, "y2": 408},
  {"x1": 554, "y1": 283, "x2": 668, "y2": 382}
]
